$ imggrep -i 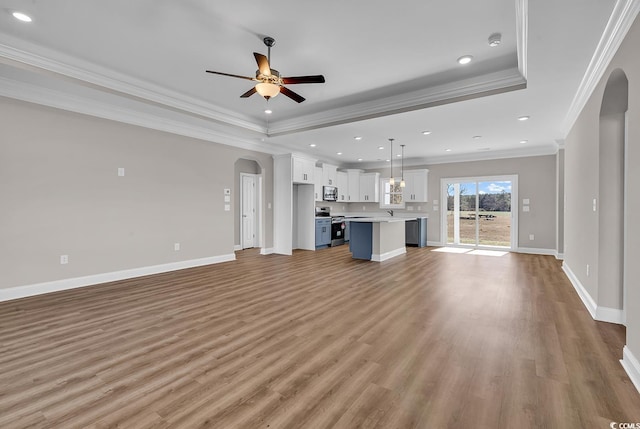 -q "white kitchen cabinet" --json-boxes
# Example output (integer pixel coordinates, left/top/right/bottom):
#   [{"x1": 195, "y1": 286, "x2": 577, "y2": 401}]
[
  {"x1": 321, "y1": 163, "x2": 338, "y2": 187},
  {"x1": 336, "y1": 171, "x2": 348, "y2": 202},
  {"x1": 359, "y1": 172, "x2": 380, "y2": 202},
  {"x1": 402, "y1": 169, "x2": 429, "y2": 202},
  {"x1": 346, "y1": 169, "x2": 362, "y2": 202},
  {"x1": 314, "y1": 166, "x2": 323, "y2": 202},
  {"x1": 292, "y1": 155, "x2": 316, "y2": 184}
]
